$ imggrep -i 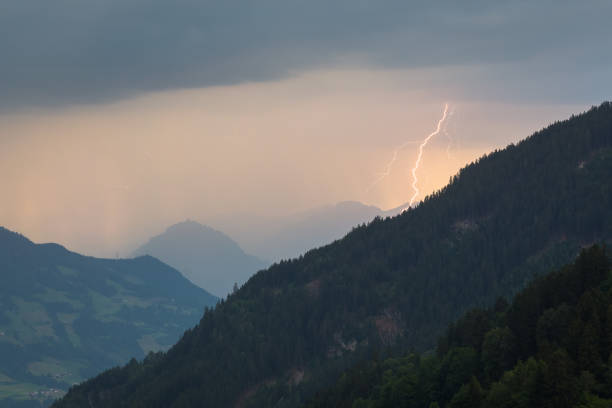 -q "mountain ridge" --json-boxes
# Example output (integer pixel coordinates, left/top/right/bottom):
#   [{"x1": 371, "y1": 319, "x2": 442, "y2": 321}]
[
  {"x1": 132, "y1": 220, "x2": 267, "y2": 297},
  {"x1": 208, "y1": 200, "x2": 406, "y2": 262},
  {"x1": 0, "y1": 227, "x2": 217, "y2": 407},
  {"x1": 305, "y1": 245, "x2": 612, "y2": 408},
  {"x1": 54, "y1": 102, "x2": 612, "y2": 408}
]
